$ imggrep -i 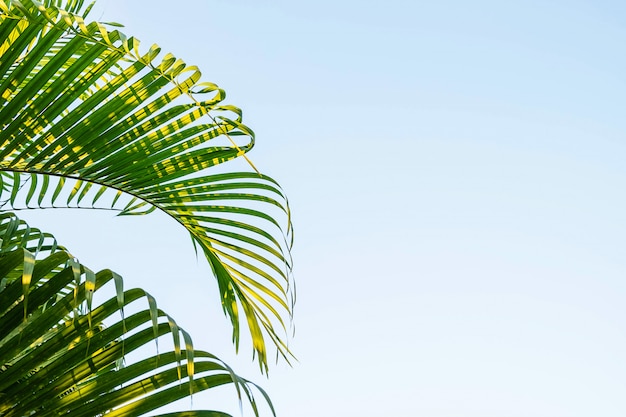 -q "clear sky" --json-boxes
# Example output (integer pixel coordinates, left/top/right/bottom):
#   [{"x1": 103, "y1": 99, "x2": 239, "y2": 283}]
[{"x1": 17, "y1": 0, "x2": 626, "y2": 416}]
